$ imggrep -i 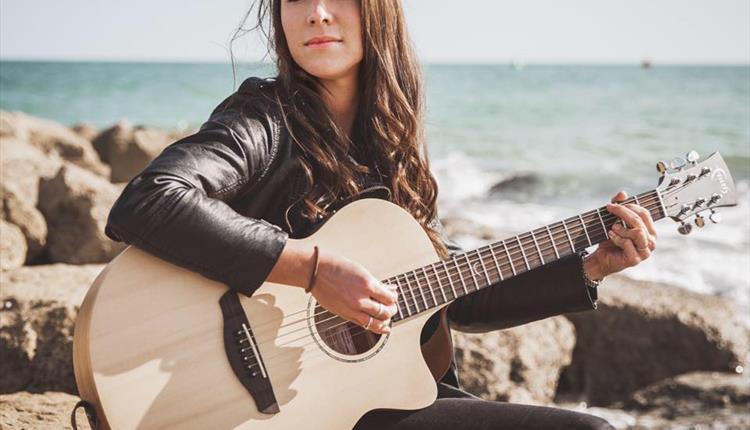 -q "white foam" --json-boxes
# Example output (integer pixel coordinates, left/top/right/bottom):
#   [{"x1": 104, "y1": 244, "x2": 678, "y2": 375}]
[{"x1": 433, "y1": 159, "x2": 750, "y2": 319}]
